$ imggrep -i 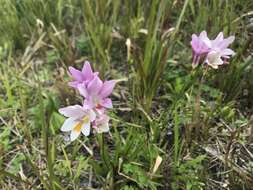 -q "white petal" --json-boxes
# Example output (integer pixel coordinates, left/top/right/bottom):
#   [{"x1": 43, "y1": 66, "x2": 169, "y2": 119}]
[
  {"x1": 88, "y1": 110, "x2": 96, "y2": 122},
  {"x1": 97, "y1": 123, "x2": 109, "y2": 133},
  {"x1": 221, "y1": 48, "x2": 235, "y2": 56},
  {"x1": 205, "y1": 51, "x2": 223, "y2": 69},
  {"x1": 70, "y1": 130, "x2": 81, "y2": 141},
  {"x1": 61, "y1": 118, "x2": 77, "y2": 132},
  {"x1": 81, "y1": 123, "x2": 91, "y2": 136},
  {"x1": 59, "y1": 105, "x2": 85, "y2": 118}
]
